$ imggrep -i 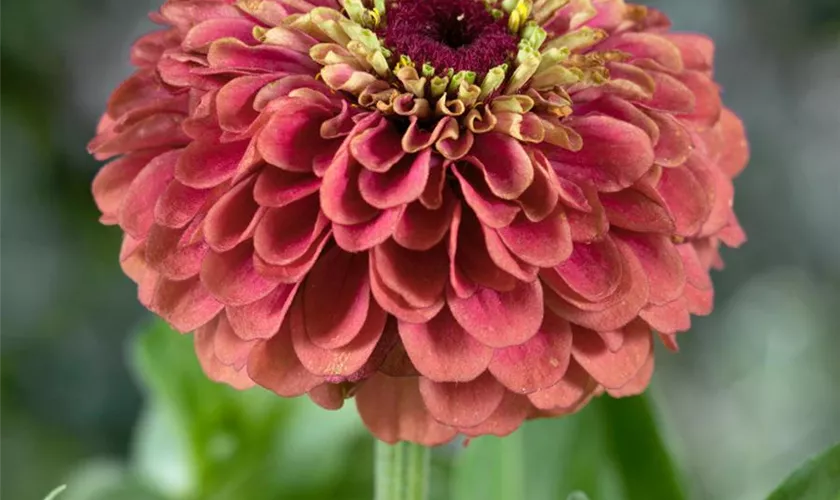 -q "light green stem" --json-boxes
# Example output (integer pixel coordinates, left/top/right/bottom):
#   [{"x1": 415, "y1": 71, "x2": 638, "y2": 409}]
[{"x1": 375, "y1": 440, "x2": 431, "y2": 500}]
